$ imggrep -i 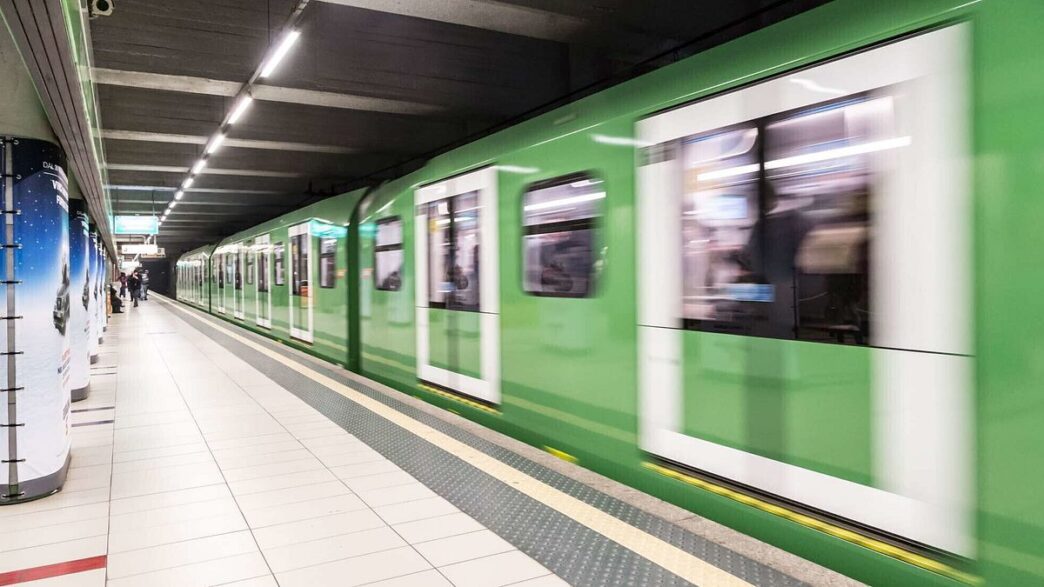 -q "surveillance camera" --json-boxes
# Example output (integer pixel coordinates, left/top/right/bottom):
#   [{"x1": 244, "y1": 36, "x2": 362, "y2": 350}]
[{"x1": 89, "y1": 0, "x2": 114, "y2": 17}]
